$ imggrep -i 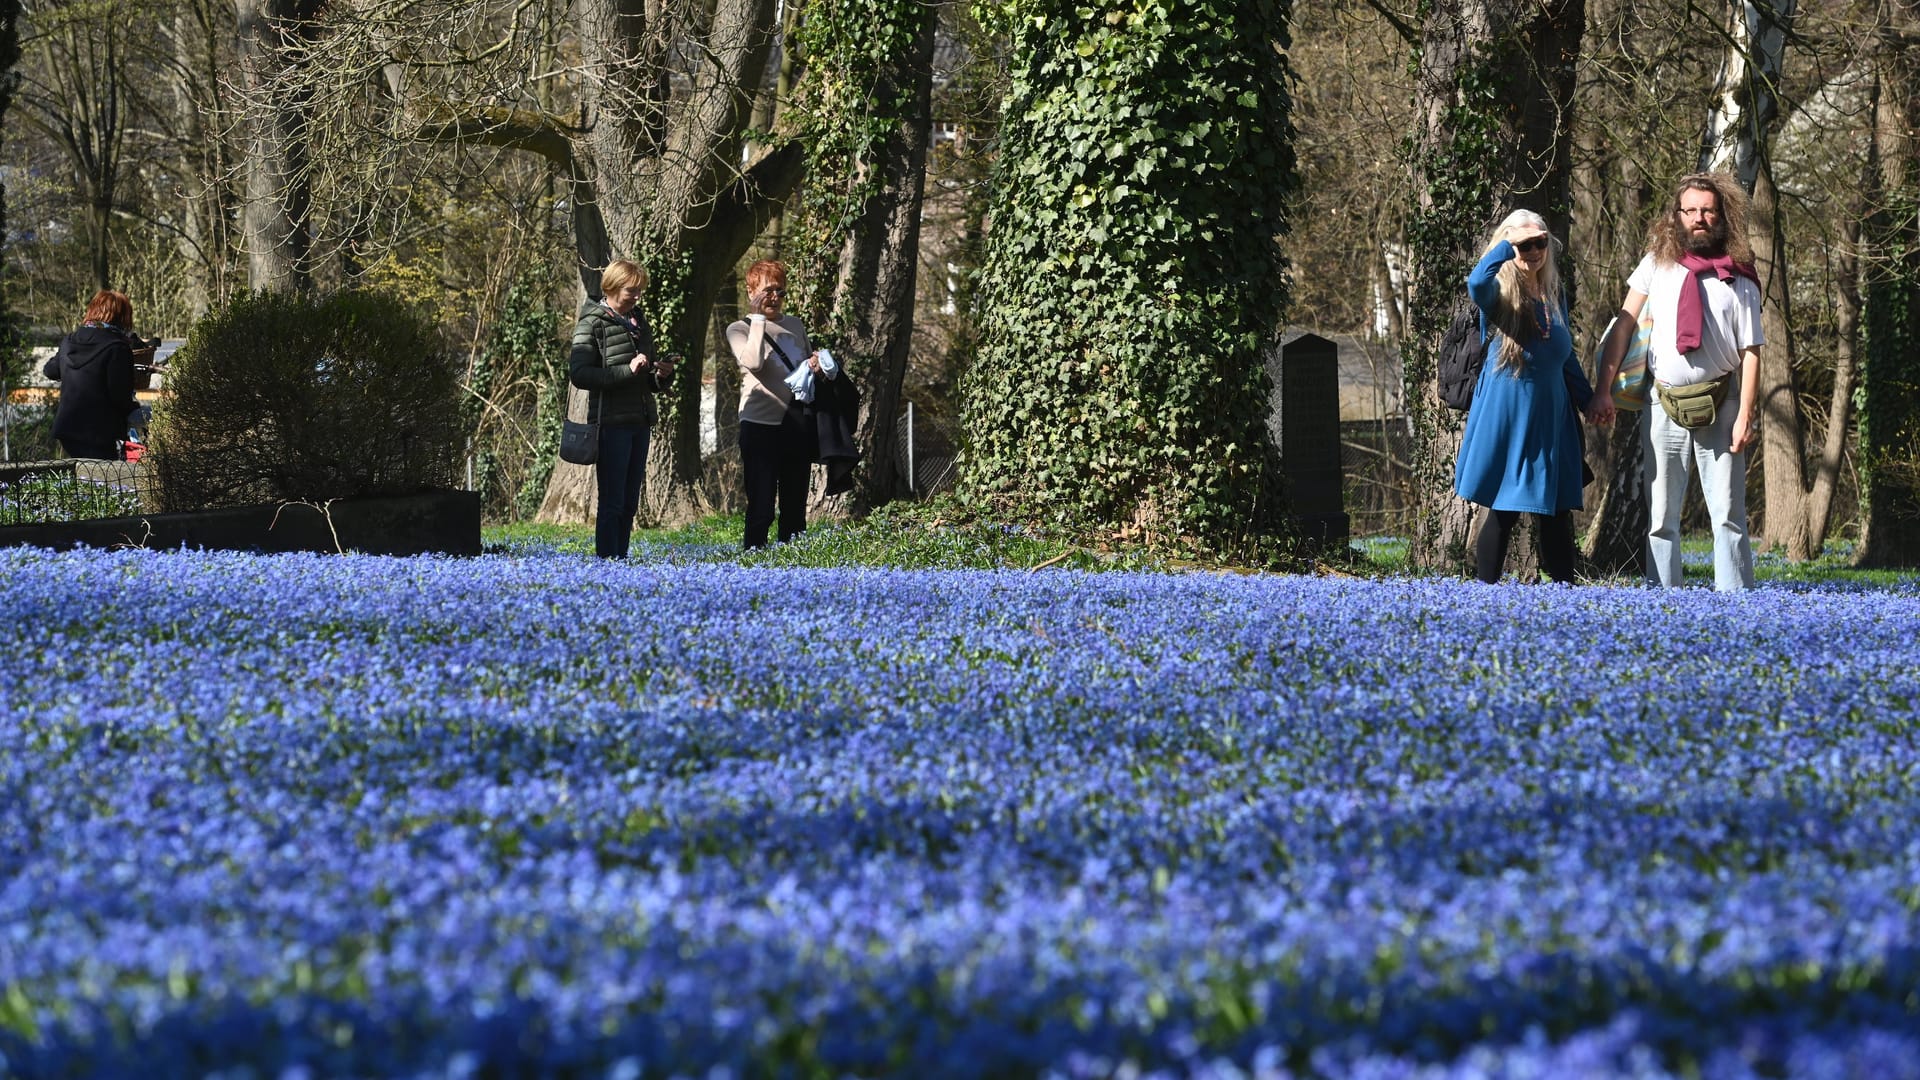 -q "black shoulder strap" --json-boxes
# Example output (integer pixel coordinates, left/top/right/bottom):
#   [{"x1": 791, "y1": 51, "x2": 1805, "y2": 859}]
[{"x1": 763, "y1": 328, "x2": 798, "y2": 373}]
